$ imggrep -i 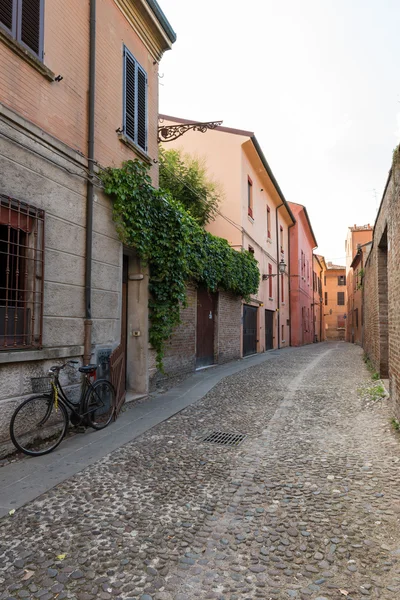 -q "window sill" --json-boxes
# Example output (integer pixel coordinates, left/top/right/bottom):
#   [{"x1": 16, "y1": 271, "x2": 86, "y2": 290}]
[
  {"x1": 269, "y1": 297, "x2": 273, "y2": 301},
  {"x1": 281, "y1": 302, "x2": 286, "y2": 306},
  {"x1": 247, "y1": 215, "x2": 254, "y2": 224},
  {"x1": 281, "y1": 340, "x2": 286, "y2": 344},
  {"x1": 0, "y1": 345, "x2": 84, "y2": 365},
  {"x1": 118, "y1": 133, "x2": 152, "y2": 165},
  {"x1": 0, "y1": 28, "x2": 54, "y2": 81}
]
